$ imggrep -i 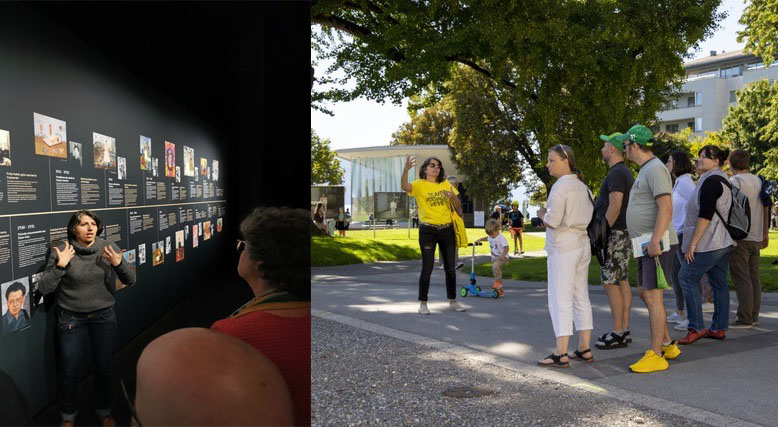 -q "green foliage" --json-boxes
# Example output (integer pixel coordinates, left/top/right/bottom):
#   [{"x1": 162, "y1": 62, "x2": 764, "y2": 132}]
[
  {"x1": 312, "y1": 0, "x2": 725, "y2": 192},
  {"x1": 721, "y1": 79, "x2": 778, "y2": 173},
  {"x1": 390, "y1": 98, "x2": 454, "y2": 146},
  {"x1": 737, "y1": 0, "x2": 778, "y2": 67},
  {"x1": 311, "y1": 129, "x2": 345, "y2": 185}
]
